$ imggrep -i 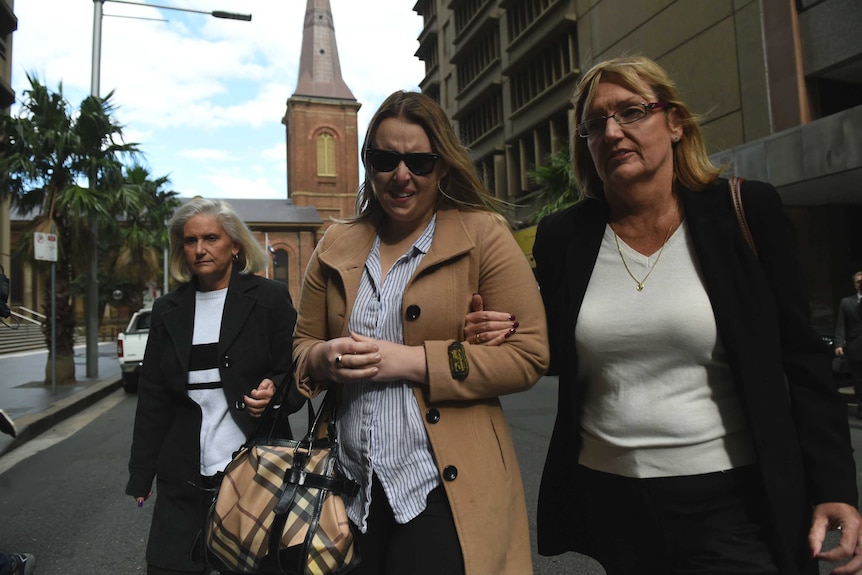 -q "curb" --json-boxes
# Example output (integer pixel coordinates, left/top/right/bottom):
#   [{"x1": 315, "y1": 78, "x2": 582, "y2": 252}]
[{"x1": 1, "y1": 376, "x2": 124, "y2": 456}]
